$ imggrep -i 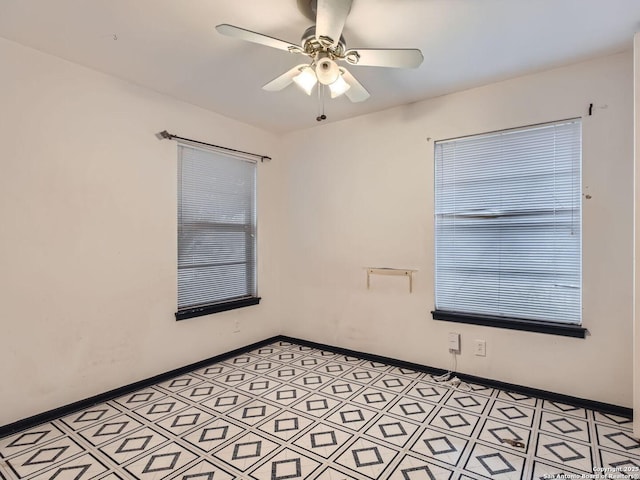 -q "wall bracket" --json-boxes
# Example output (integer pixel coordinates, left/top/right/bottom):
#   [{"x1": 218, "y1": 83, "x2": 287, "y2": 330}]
[{"x1": 365, "y1": 267, "x2": 417, "y2": 293}]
